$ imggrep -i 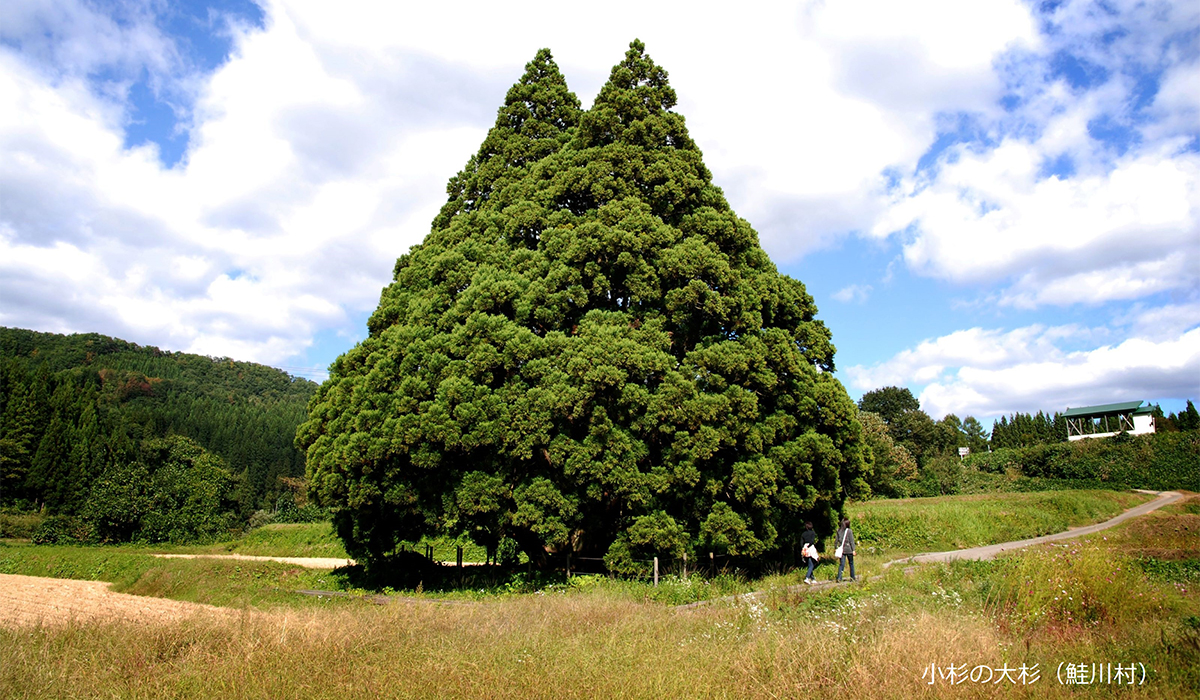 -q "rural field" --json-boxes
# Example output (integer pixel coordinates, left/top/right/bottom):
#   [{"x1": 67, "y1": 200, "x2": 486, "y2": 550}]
[{"x1": 2, "y1": 489, "x2": 1197, "y2": 699}]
